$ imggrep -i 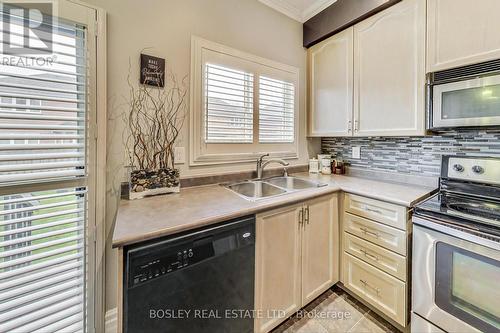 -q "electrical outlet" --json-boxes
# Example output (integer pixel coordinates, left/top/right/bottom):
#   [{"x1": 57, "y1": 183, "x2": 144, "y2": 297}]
[
  {"x1": 352, "y1": 146, "x2": 361, "y2": 159},
  {"x1": 174, "y1": 147, "x2": 185, "y2": 164}
]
